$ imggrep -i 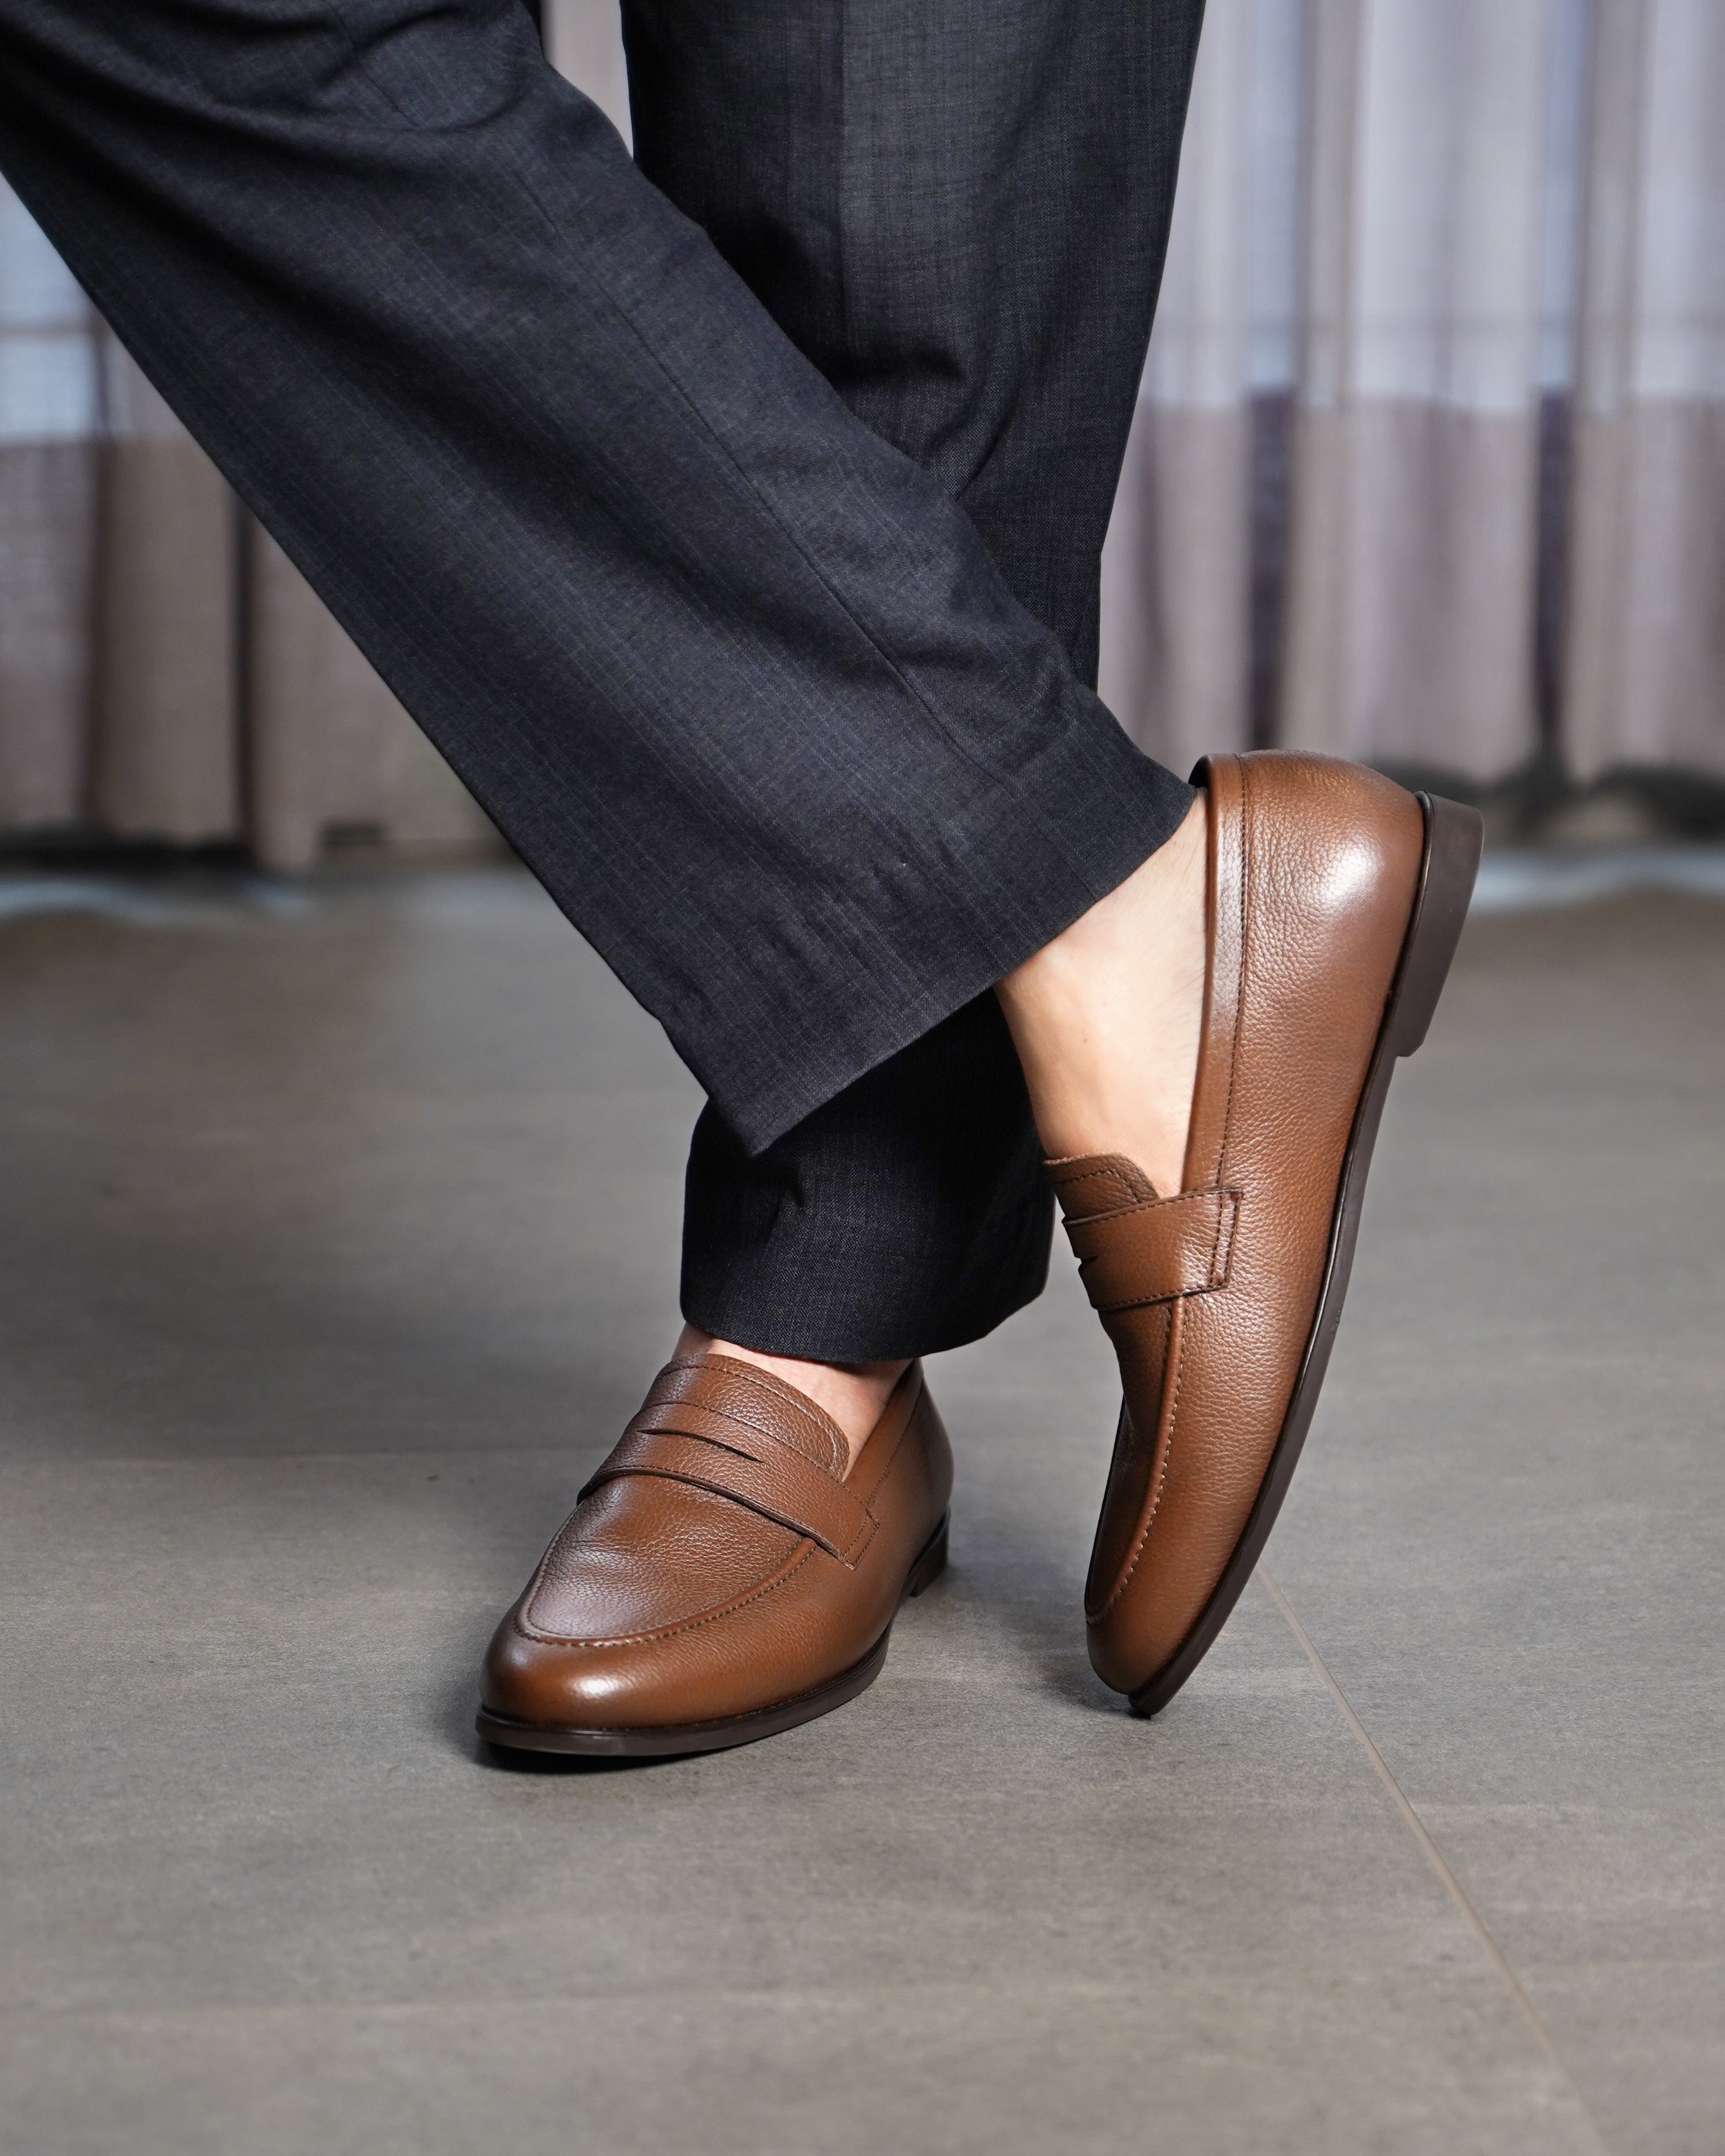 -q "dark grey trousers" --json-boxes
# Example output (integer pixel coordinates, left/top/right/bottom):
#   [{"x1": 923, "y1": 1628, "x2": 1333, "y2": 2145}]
[{"x1": 0, "y1": 0, "x2": 1202, "y2": 1359}]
